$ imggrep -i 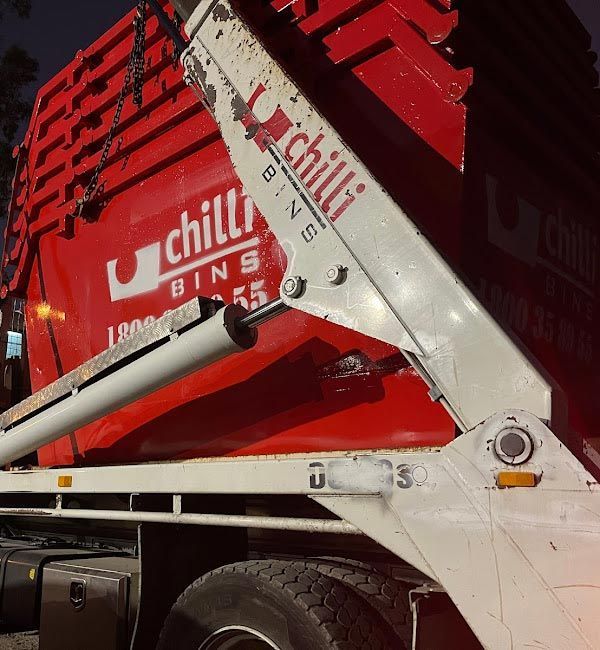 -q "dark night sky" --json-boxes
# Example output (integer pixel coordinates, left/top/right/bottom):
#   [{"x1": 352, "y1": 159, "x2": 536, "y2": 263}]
[
  {"x1": 0, "y1": 1, "x2": 129, "y2": 92},
  {"x1": 0, "y1": 0, "x2": 598, "y2": 126}
]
